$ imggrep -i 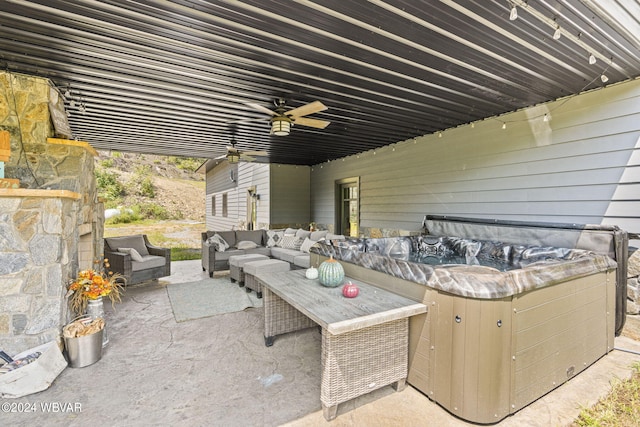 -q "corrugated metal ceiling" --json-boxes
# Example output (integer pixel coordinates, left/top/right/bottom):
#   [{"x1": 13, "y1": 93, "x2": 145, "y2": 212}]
[{"x1": 1, "y1": 0, "x2": 639, "y2": 165}]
